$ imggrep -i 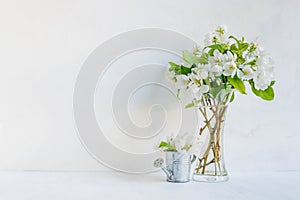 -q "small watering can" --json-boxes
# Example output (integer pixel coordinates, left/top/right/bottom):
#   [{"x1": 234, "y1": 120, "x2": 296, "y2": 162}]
[{"x1": 154, "y1": 151, "x2": 191, "y2": 183}]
